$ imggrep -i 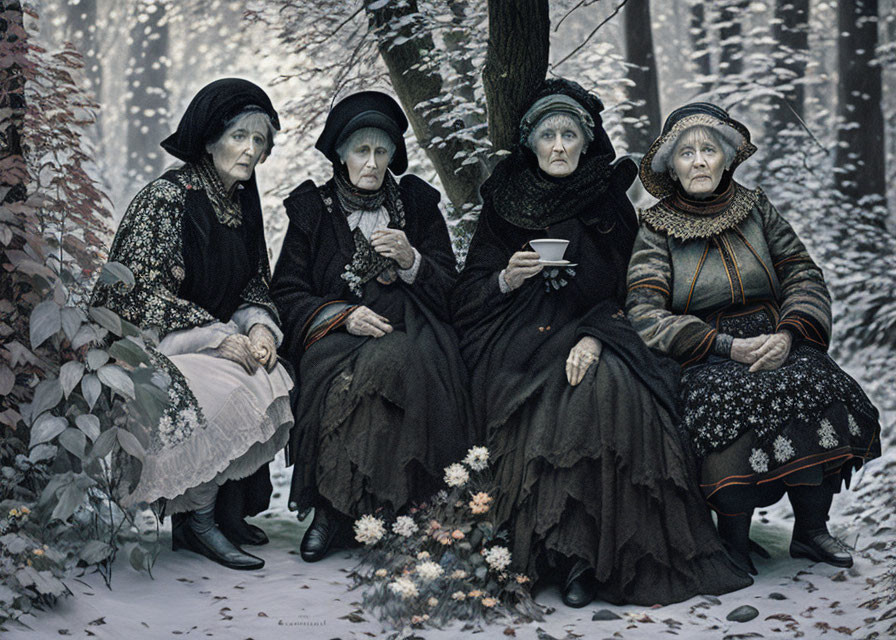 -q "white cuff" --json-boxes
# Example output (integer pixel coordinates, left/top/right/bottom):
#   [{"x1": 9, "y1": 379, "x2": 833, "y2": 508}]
[
  {"x1": 231, "y1": 304, "x2": 284, "y2": 347},
  {"x1": 398, "y1": 248, "x2": 422, "y2": 284},
  {"x1": 158, "y1": 322, "x2": 239, "y2": 356},
  {"x1": 498, "y1": 269, "x2": 512, "y2": 294}
]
